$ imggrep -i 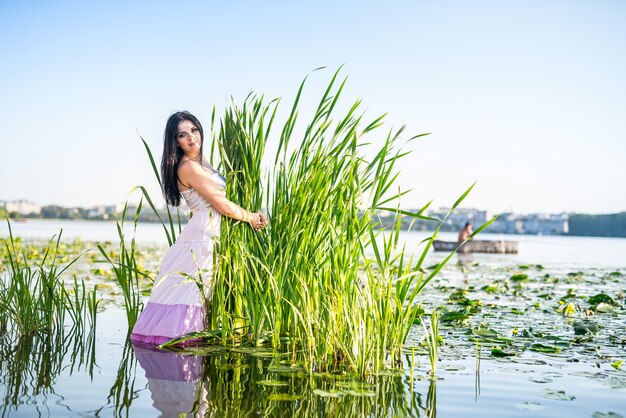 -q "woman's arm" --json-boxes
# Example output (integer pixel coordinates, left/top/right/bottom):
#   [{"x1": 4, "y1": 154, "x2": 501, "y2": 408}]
[{"x1": 178, "y1": 161, "x2": 266, "y2": 229}]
